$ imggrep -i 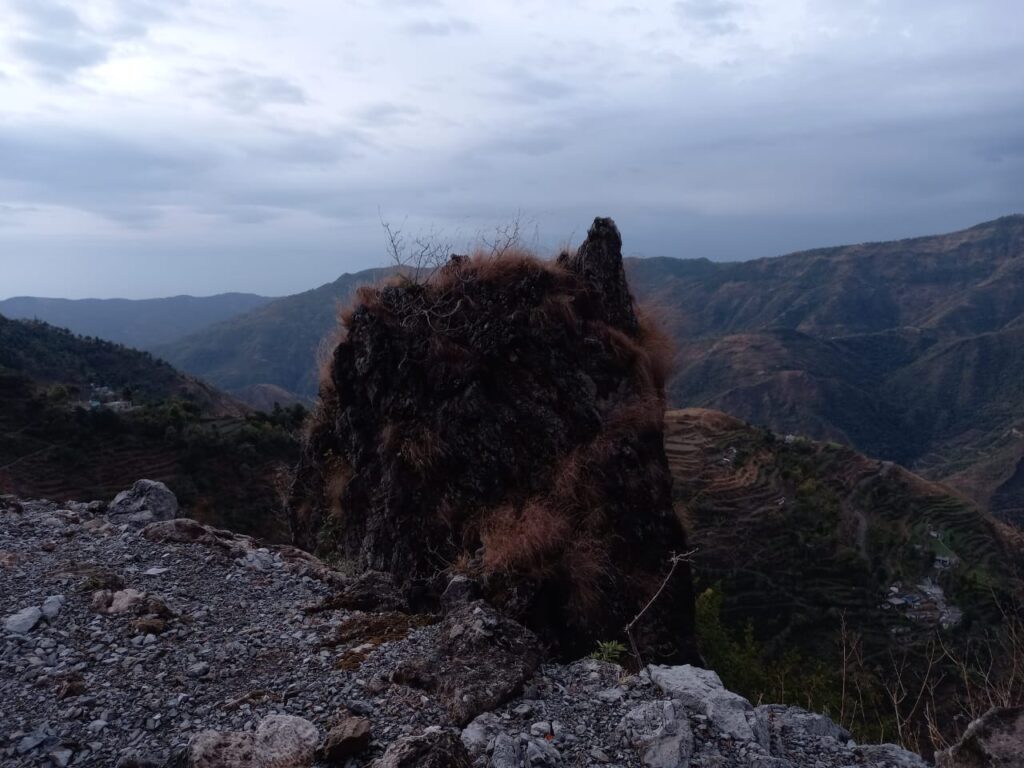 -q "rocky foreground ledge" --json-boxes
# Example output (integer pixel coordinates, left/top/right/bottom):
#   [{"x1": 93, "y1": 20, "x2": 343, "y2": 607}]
[{"x1": 1, "y1": 490, "x2": 933, "y2": 767}]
